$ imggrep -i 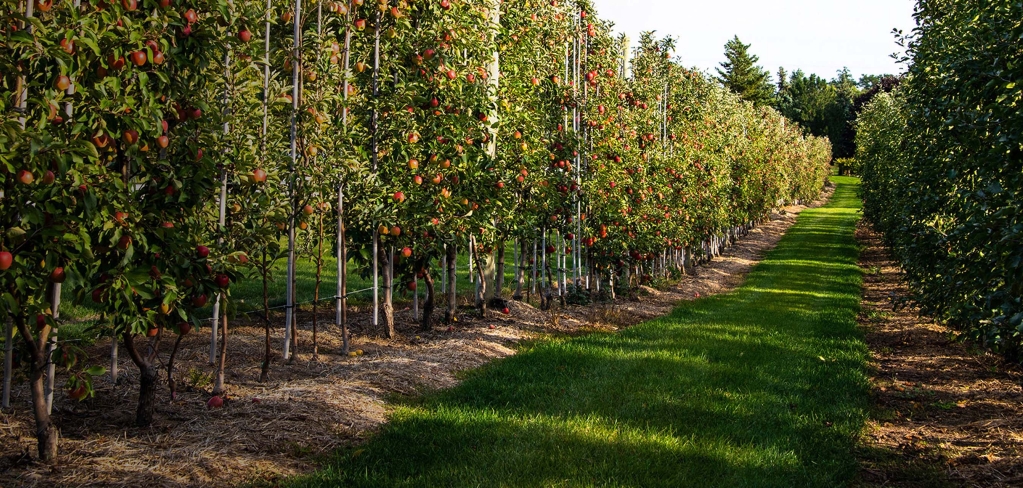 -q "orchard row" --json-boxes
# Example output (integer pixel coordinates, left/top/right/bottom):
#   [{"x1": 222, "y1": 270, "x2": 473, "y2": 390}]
[
  {"x1": 0, "y1": 0, "x2": 830, "y2": 462},
  {"x1": 857, "y1": 2, "x2": 1022, "y2": 361}
]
